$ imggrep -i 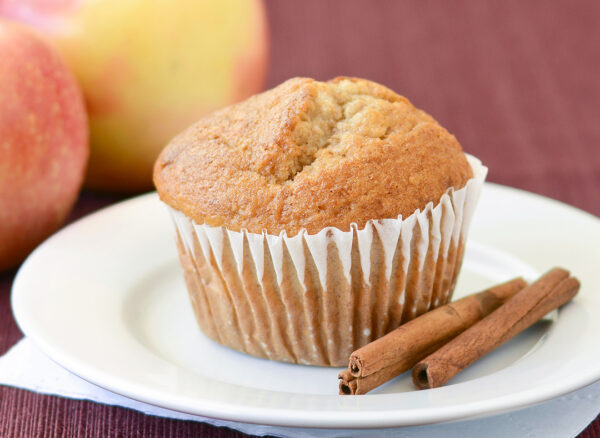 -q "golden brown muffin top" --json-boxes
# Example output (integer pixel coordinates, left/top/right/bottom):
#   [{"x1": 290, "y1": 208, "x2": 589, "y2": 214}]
[{"x1": 153, "y1": 77, "x2": 473, "y2": 235}]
